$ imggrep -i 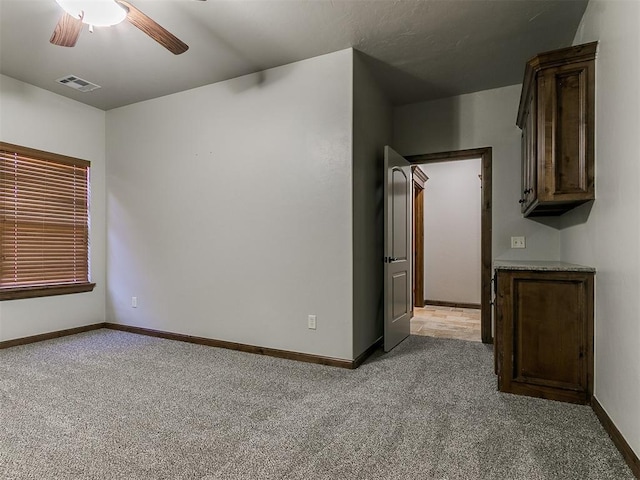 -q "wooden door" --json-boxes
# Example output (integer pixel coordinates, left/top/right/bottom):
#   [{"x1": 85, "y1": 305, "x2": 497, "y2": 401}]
[{"x1": 384, "y1": 146, "x2": 412, "y2": 352}]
